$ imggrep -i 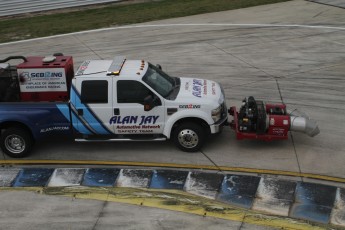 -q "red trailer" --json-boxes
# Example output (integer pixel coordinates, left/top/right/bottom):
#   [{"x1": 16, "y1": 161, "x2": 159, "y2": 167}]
[{"x1": 229, "y1": 97, "x2": 319, "y2": 141}]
